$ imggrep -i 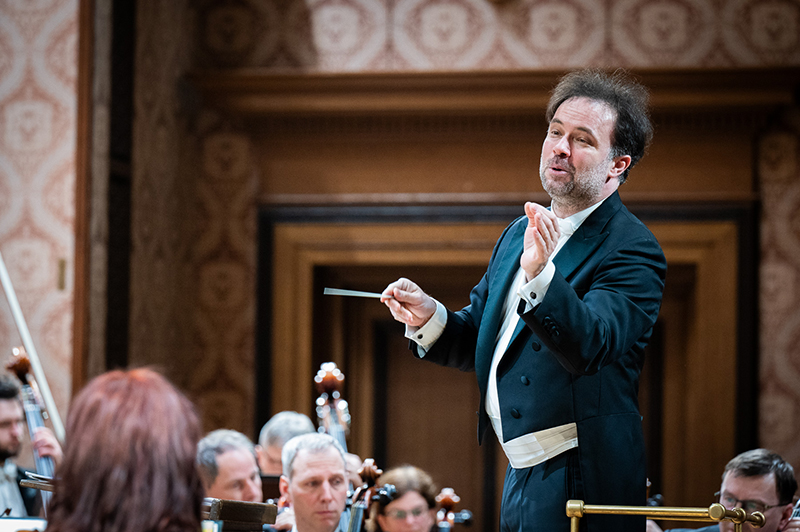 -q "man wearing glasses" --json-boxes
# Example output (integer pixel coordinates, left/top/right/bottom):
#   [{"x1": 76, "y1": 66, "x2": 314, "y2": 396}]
[{"x1": 648, "y1": 448, "x2": 799, "y2": 532}]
